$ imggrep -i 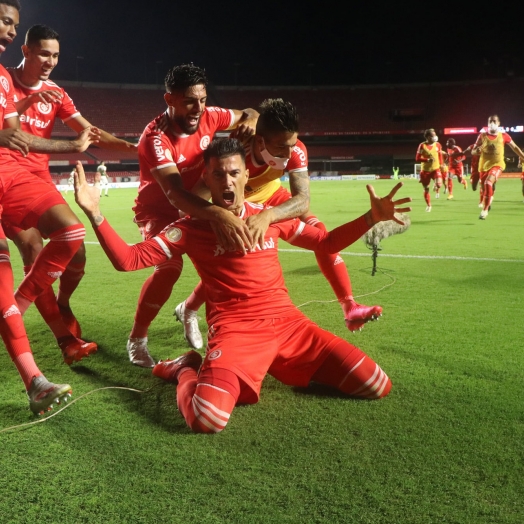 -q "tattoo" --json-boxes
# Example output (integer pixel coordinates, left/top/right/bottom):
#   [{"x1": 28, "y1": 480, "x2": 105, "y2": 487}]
[
  {"x1": 270, "y1": 171, "x2": 310, "y2": 222},
  {"x1": 27, "y1": 134, "x2": 80, "y2": 154},
  {"x1": 91, "y1": 215, "x2": 105, "y2": 227}
]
